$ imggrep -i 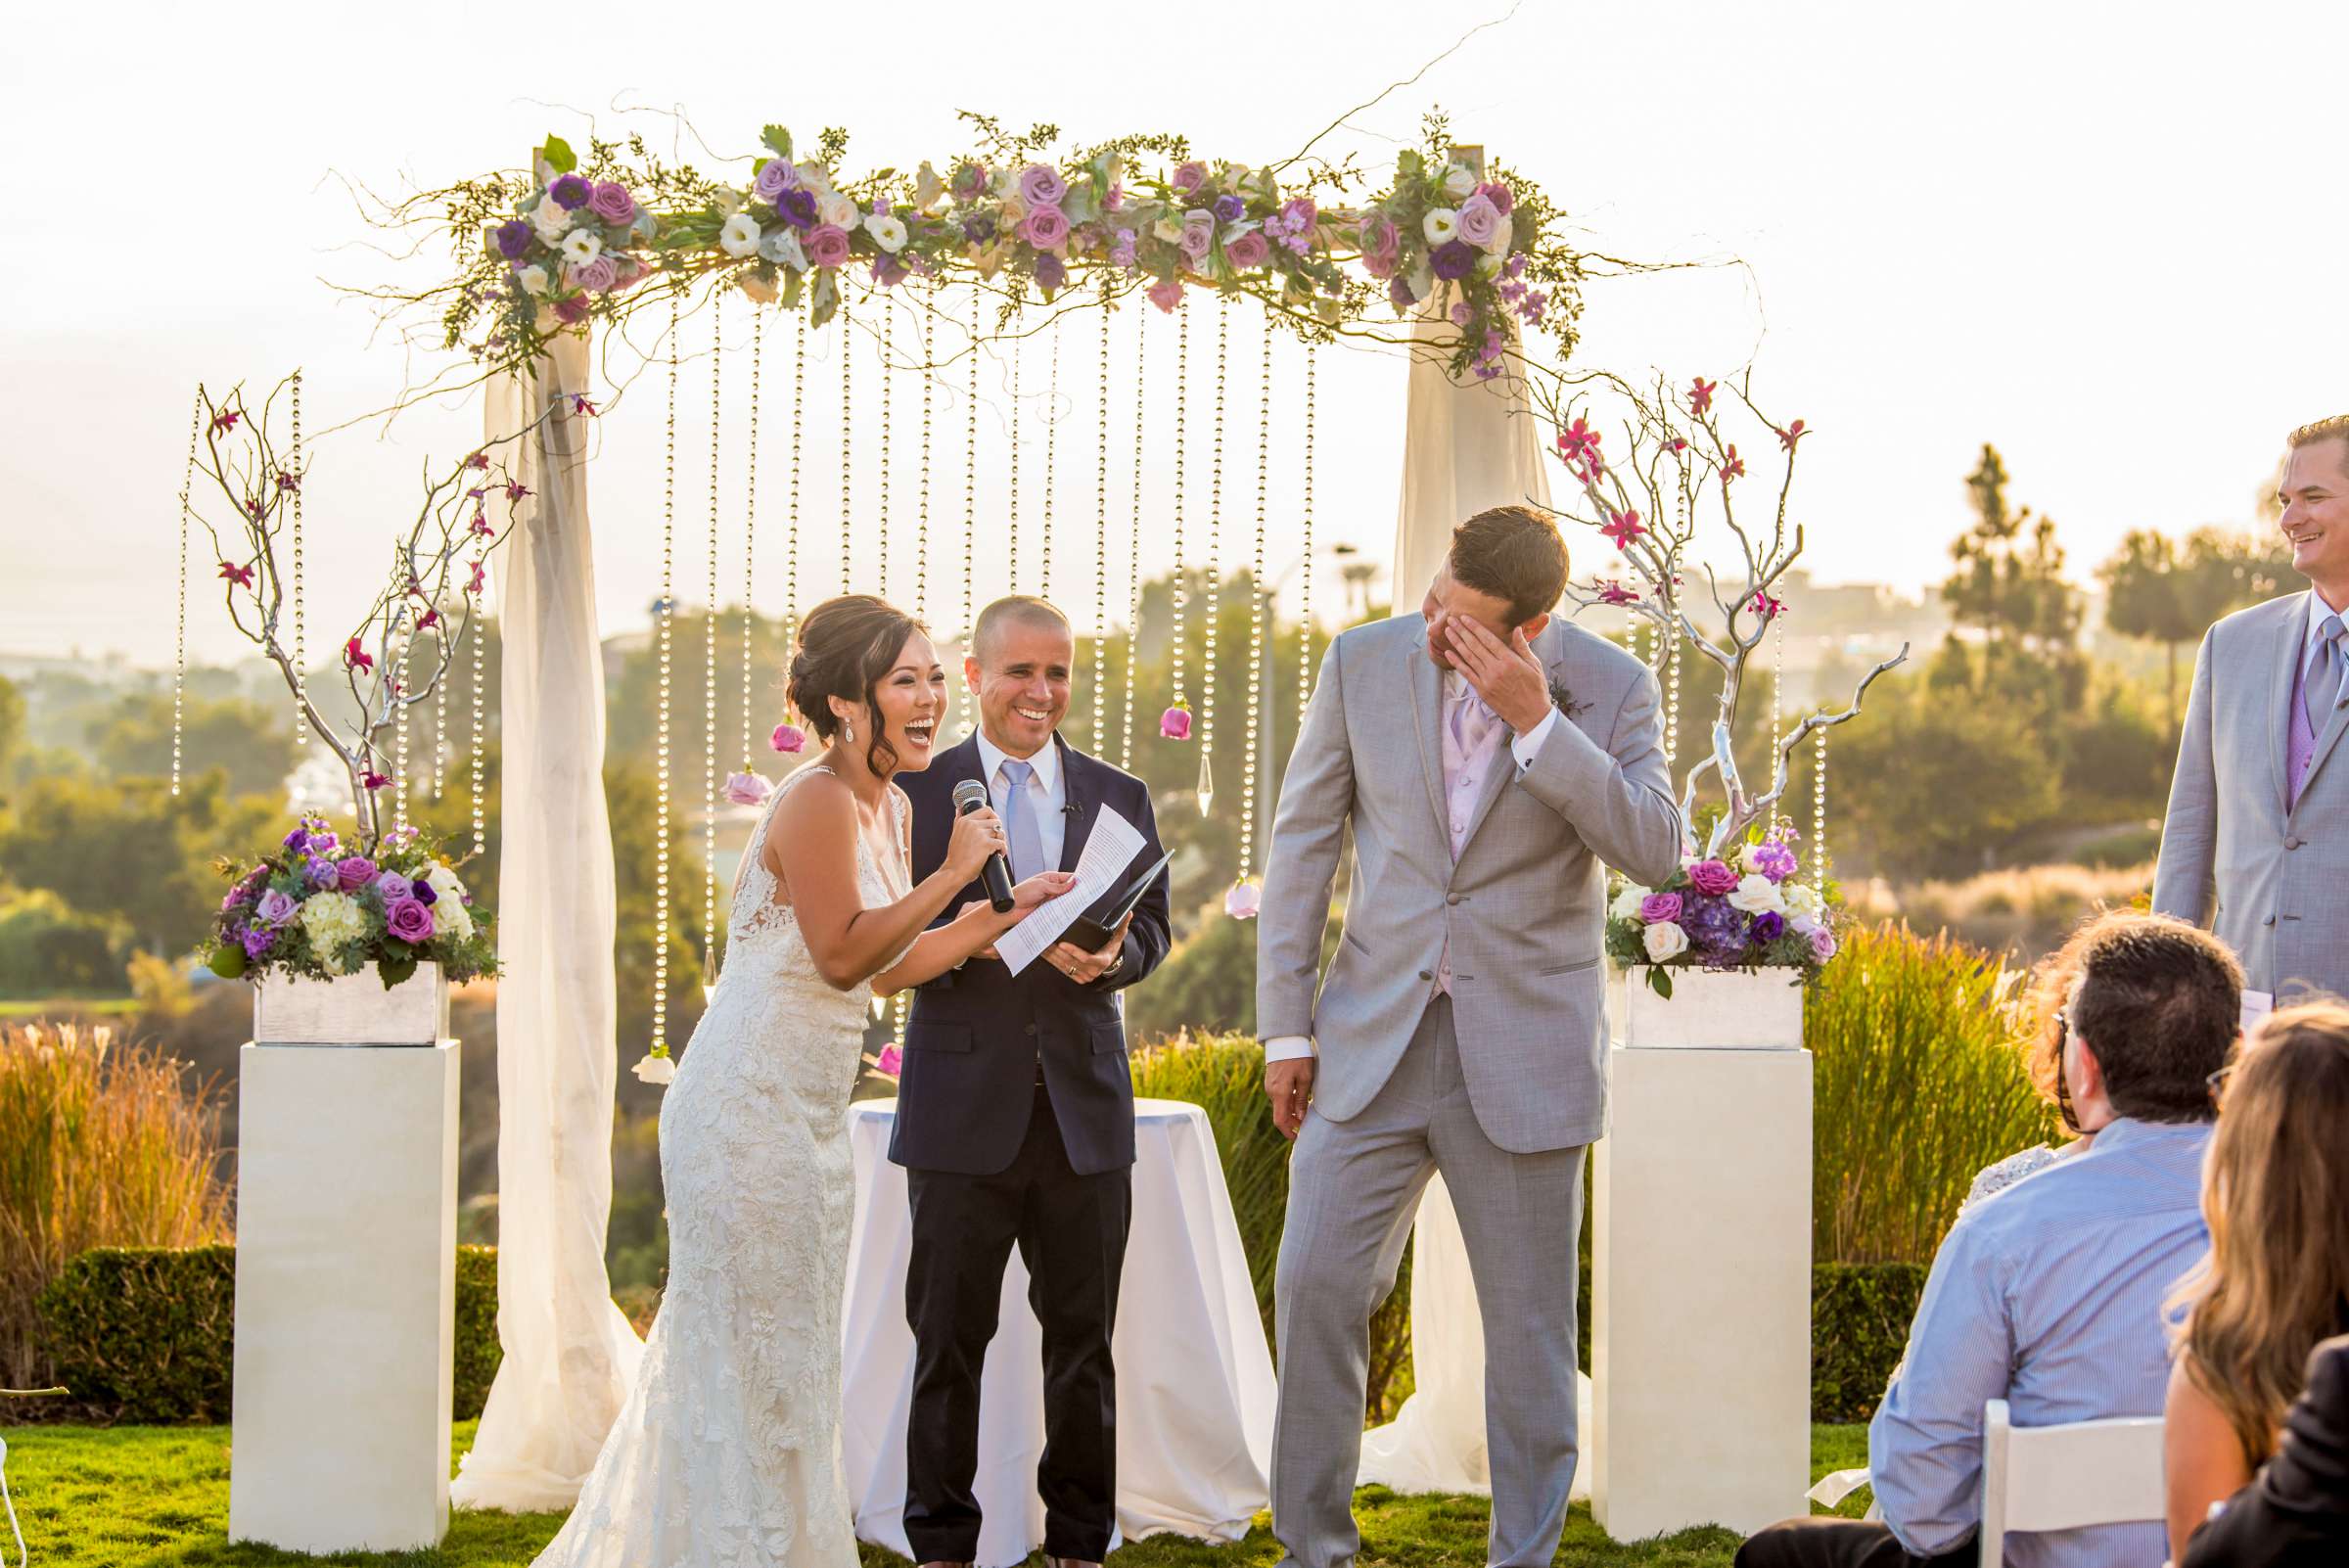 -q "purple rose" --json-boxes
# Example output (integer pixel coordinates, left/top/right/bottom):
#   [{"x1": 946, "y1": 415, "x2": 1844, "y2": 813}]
[
  {"x1": 385, "y1": 899, "x2": 435, "y2": 945},
  {"x1": 1358, "y1": 209, "x2": 1399, "y2": 262},
  {"x1": 549, "y1": 173, "x2": 592, "y2": 210},
  {"x1": 1477, "y1": 180, "x2": 1515, "y2": 216},
  {"x1": 777, "y1": 188, "x2": 818, "y2": 230},
  {"x1": 1020, "y1": 205, "x2": 1070, "y2": 251},
  {"x1": 586, "y1": 181, "x2": 638, "y2": 227},
  {"x1": 1808, "y1": 925, "x2": 1839, "y2": 962},
  {"x1": 1171, "y1": 161, "x2": 1208, "y2": 195},
  {"x1": 376, "y1": 872, "x2": 414, "y2": 904},
  {"x1": 1430, "y1": 240, "x2": 1478, "y2": 281},
  {"x1": 242, "y1": 927, "x2": 277, "y2": 960},
  {"x1": 1281, "y1": 196, "x2": 1319, "y2": 234},
  {"x1": 752, "y1": 158, "x2": 797, "y2": 204},
  {"x1": 1224, "y1": 230, "x2": 1269, "y2": 271},
  {"x1": 1035, "y1": 254, "x2": 1067, "y2": 291},
  {"x1": 571, "y1": 254, "x2": 620, "y2": 293},
  {"x1": 1637, "y1": 892, "x2": 1683, "y2": 925},
  {"x1": 336, "y1": 856, "x2": 378, "y2": 891},
  {"x1": 1213, "y1": 193, "x2": 1244, "y2": 224},
  {"x1": 495, "y1": 220, "x2": 533, "y2": 260},
  {"x1": 1687, "y1": 858, "x2": 1740, "y2": 897},
  {"x1": 804, "y1": 224, "x2": 852, "y2": 269},
  {"x1": 1751, "y1": 842, "x2": 1799, "y2": 883},
  {"x1": 1018, "y1": 163, "x2": 1067, "y2": 209},
  {"x1": 1179, "y1": 210, "x2": 1216, "y2": 261},
  {"x1": 1454, "y1": 193, "x2": 1503, "y2": 250},
  {"x1": 950, "y1": 161, "x2": 989, "y2": 202},
  {"x1": 1752, "y1": 910, "x2": 1787, "y2": 943}
]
